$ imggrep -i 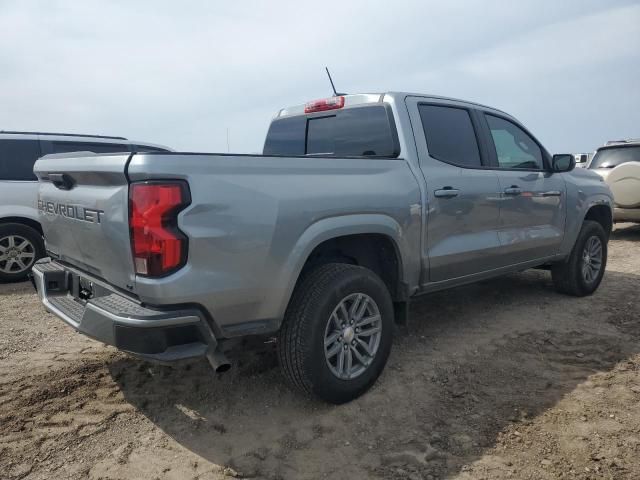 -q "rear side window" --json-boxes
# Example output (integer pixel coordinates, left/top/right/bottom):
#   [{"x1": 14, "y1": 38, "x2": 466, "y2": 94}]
[
  {"x1": 0, "y1": 139, "x2": 42, "y2": 180},
  {"x1": 263, "y1": 105, "x2": 399, "y2": 157},
  {"x1": 418, "y1": 104, "x2": 482, "y2": 167},
  {"x1": 50, "y1": 141, "x2": 129, "y2": 154},
  {"x1": 485, "y1": 114, "x2": 543, "y2": 170},
  {"x1": 589, "y1": 146, "x2": 640, "y2": 169}
]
